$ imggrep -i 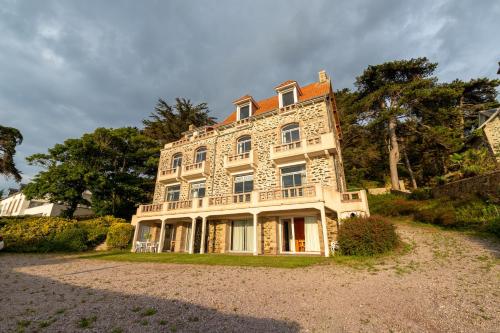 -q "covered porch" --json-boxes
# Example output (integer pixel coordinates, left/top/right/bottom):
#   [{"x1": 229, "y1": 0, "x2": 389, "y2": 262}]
[{"x1": 131, "y1": 204, "x2": 336, "y2": 257}]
